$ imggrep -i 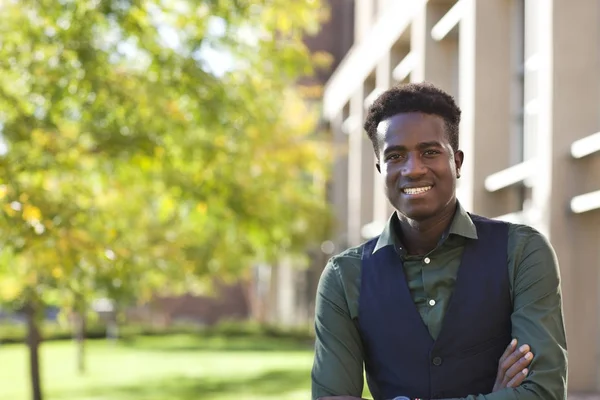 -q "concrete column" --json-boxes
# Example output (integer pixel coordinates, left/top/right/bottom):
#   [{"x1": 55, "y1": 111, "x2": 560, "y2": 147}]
[
  {"x1": 331, "y1": 111, "x2": 350, "y2": 248},
  {"x1": 360, "y1": 136, "x2": 376, "y2": 239},
  {"x1": 347, "y1": 87, "x2": 367, "y2": 246},
  {"x1": 360, "y1": 79, "x2": 376, "y2": 237},
  {"x1": 373, "y1": 52, "x2": 392, "y2": 224},
  {"x1": 508, "y1": 0, "x2": 525, "y2": 166},
  {"x1": 274, "y1": 258, "x2": 295, "y2": 326},
  {"x1": 267, "y1": 263, "x2": 279, "y2": 323},
  {"x1": 411, "y1": 2, "x2": 459, "y2": 97},
  {"x1": 458, "y1": 0, "x2": 513, "y2": 217},
  {"x1": 376, "y1": 0, "x2": 391, "y2": 16},
  {"x1": 354, "y1": 0, "x2": 374, "y2": 44},
  {"x1": 534, "y1": 0, "x2": 600, "y2": 390}
]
